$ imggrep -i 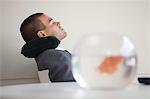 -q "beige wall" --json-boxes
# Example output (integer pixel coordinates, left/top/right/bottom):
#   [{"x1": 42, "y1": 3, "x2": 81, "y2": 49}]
[
  {"x1": 0, "y1": 0, "x2": 149, "y2": 85},
  {"x1": 148, "y1": 0, "x2": 150, "y2": 73},
  {"x1": 0, "y1": 0, "x2": 2, "y2": 82}
]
